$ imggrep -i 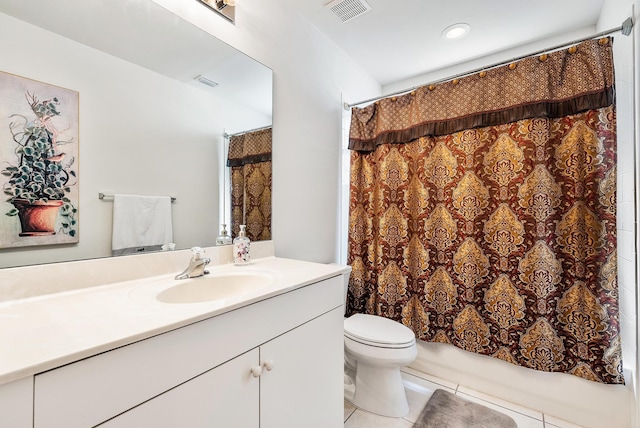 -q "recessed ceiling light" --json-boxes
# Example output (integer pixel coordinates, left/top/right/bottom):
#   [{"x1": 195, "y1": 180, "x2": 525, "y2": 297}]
[{"x1": 442, "y1": 23, "x2": 470, "y2": 40}]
